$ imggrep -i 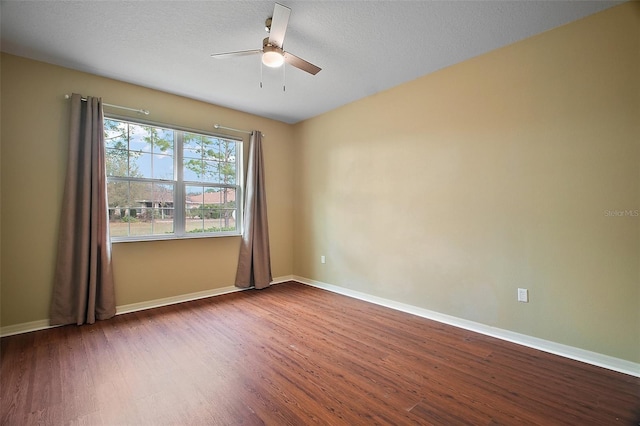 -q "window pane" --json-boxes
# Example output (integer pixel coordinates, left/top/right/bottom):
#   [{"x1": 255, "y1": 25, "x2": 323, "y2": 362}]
[
  {"x1": 201, "y1": 160, "x2": 220, "y2": 183},
  {"x1": 201, "y1": 136, "x2": 221, "y2": 161},
  {"x1": 153, "y1": 128, "x2": 174, "y2": 157},
  {"x1": 184, "y1": 159, "x2": 234, "y2": 184},
  {"x1": 107, "y1": 181, "x2": 130, "y2": 211},
  {"x1": 183, "y1": 133, "x2": 202, "y2": 159},
  {"x1": 108, "y1": 180, "x2": 132, "y2": 237},
  {"x1": 108, "y1": 181, "x2": 142, "y2": 237},
  {"x1": 152, "y1": 154, "x2": 173, "y2": 180},
  {"x1": 107, "y1": 181, "x2": 174, "y2": 237},
  {"x1": 219, "y1": 161, "x2": 236, "y2": 184},
  {"x1": 183, "y1": 159, "x2": 204, "y2": 182},
  {"x1": 186, "y1": 186, "x2": 204, "y2": 204},
  {"x1": 151, "y1": 128, "x2": 174, "y2": 179},
  {"x1": 185, "y1": 186, "x2": 205, "y2": 233},
  {"x1": 219, "y1": 140, "x2": 236, "y2": 162},
  {"x1": 129, "y1": 153, "x2": 173, "y2": 180},
  {"x1": 104, "y1": 119, "x2": 128, "y2": 150},
  {"x1": 148, "y1": 183, "x2": 174, "y2": 235},
  {"x1": 108, "y1": 217, "x2": 129, "y2": 237},
  {"x1": 184, "y1": 187, "x2": 238, "y2": 233},
  {"x1": 129, "y1": 221, "x2": 153, "y2": 236},
  {"x1": 106, "y1": 148, "x2": 129, "y2": 177},
  {"x1": 219, "y1": 188, "x2": 238, "y2": 232},
  {"x1": 129, "y1": 124, "x2": 151, "y2": 153},
  {"x1": 131, "y1": 152, "x2": 152, "y2": 178}
]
